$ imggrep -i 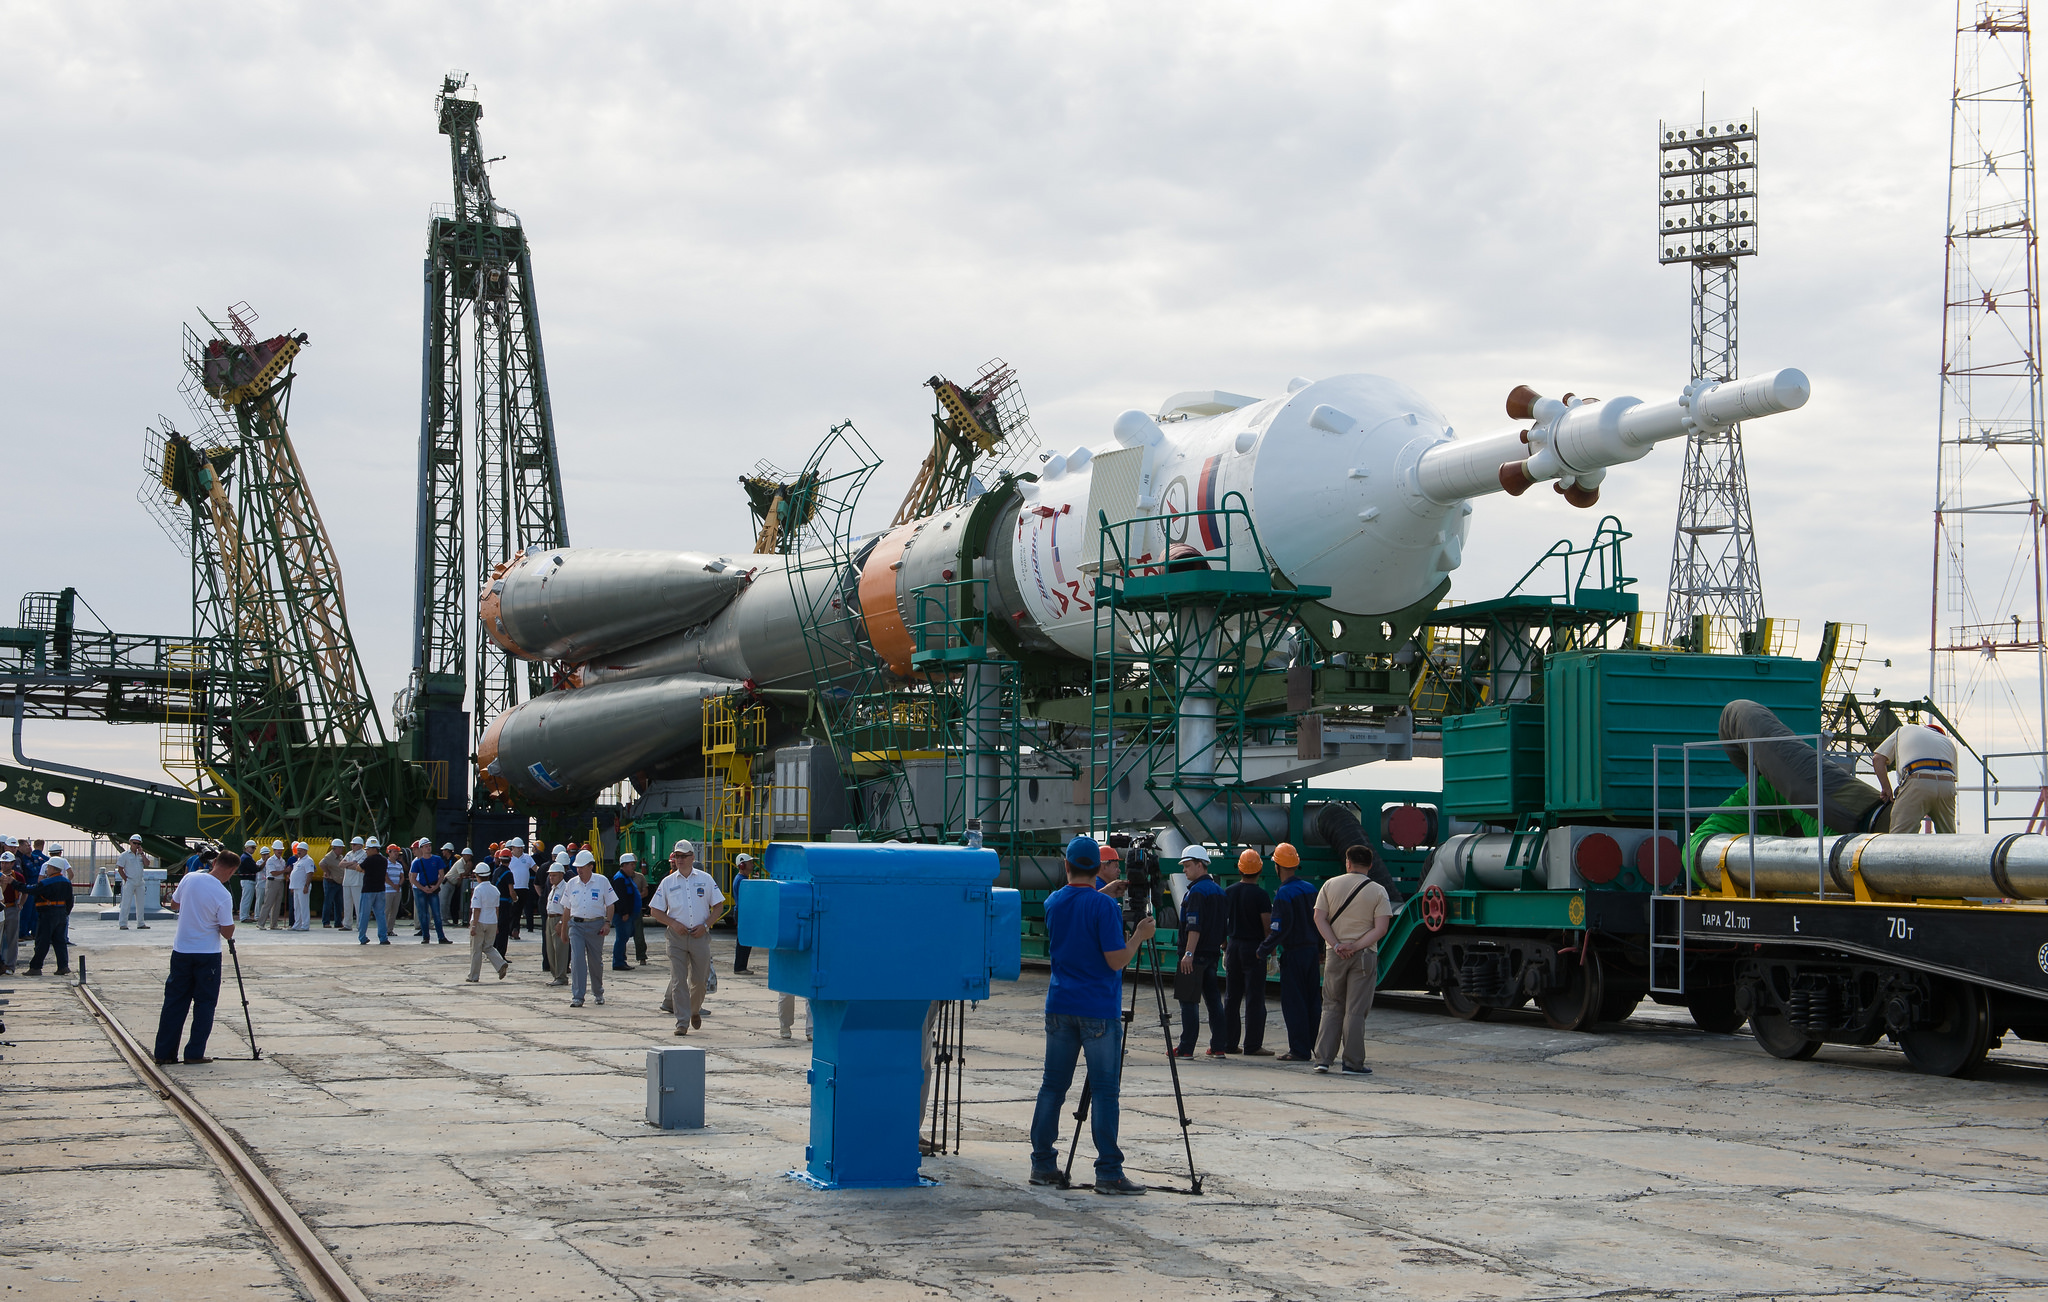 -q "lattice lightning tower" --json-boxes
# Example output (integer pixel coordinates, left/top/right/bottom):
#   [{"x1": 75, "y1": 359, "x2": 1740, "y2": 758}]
[
  {"x1": 1658, "y1": 109, "x2": 1763, "y2": 646},
  {"x1": 1931, "y1": 3, "x2": 2048, "y2": 782}
]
